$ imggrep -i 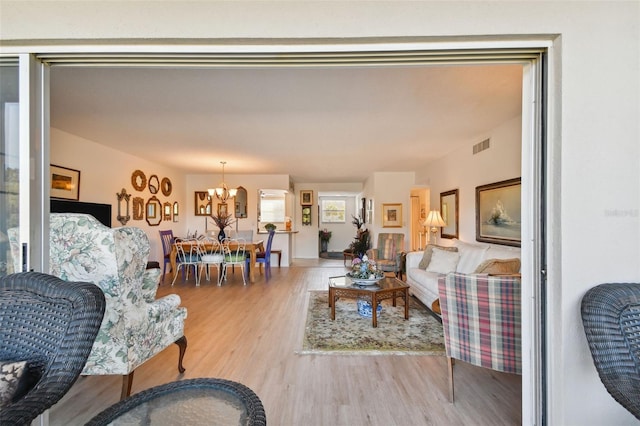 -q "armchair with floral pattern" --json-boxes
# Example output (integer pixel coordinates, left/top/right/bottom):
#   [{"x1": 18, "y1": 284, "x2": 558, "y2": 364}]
[{"x1": 49, "y1": 213, "x2": 188, "y2": 400}]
